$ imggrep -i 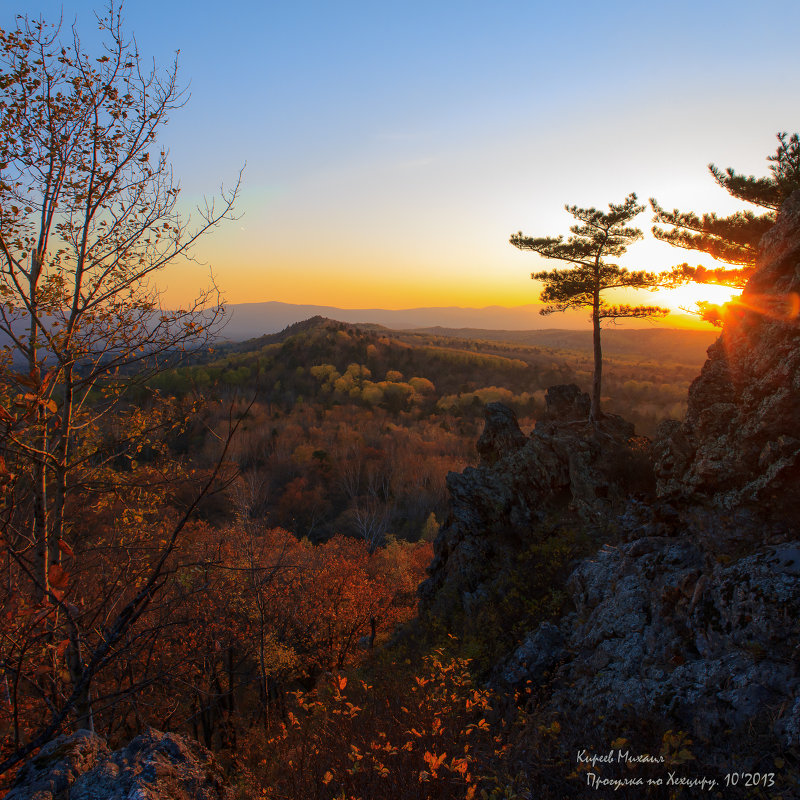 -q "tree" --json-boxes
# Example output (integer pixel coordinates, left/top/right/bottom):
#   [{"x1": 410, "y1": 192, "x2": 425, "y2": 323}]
[
  {"x1": 510, "y1": 193, "x2": 668, "y2": 421},
  {"x1": 650, "y1": 132, "x2": 800, "y2": 322},
  {"x1": 0, "y1": 3, "x2": 240, "y2": 600},
  {"x1": 0, "y1": 2, "x2": 243, "y2": 773}
]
